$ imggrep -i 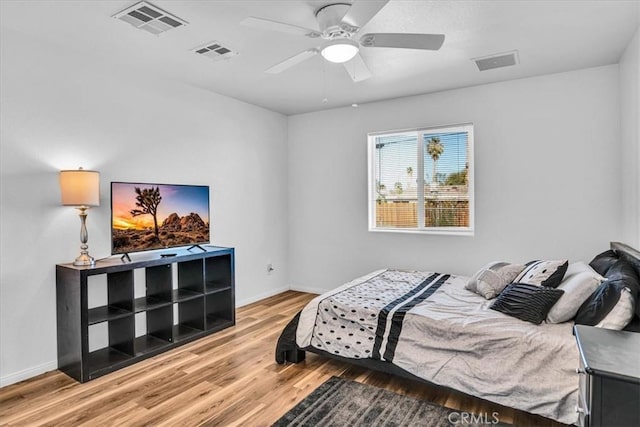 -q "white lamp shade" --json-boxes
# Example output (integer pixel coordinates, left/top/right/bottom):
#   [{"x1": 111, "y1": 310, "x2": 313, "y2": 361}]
[
  {"x1": 321, "y1": 39, "x2": 359, "y2": 63},
  {"x1": 59, "y1": 169, "x2": 100, "y2": 206}
]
